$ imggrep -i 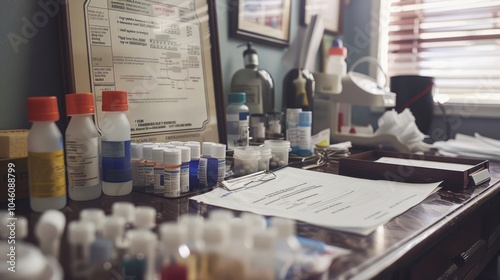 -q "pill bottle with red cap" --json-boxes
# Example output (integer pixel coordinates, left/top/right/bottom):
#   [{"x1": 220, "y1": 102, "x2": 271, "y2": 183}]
[
  {"x1": 27, "y1": 96, "x2": 67, "y2": 212},
  {"x1": 100, "y1": 90, "x2": 132, "y2": 196},
  {"x1": 65, "y1": 93, "x2": 101, "y2": 201}
]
